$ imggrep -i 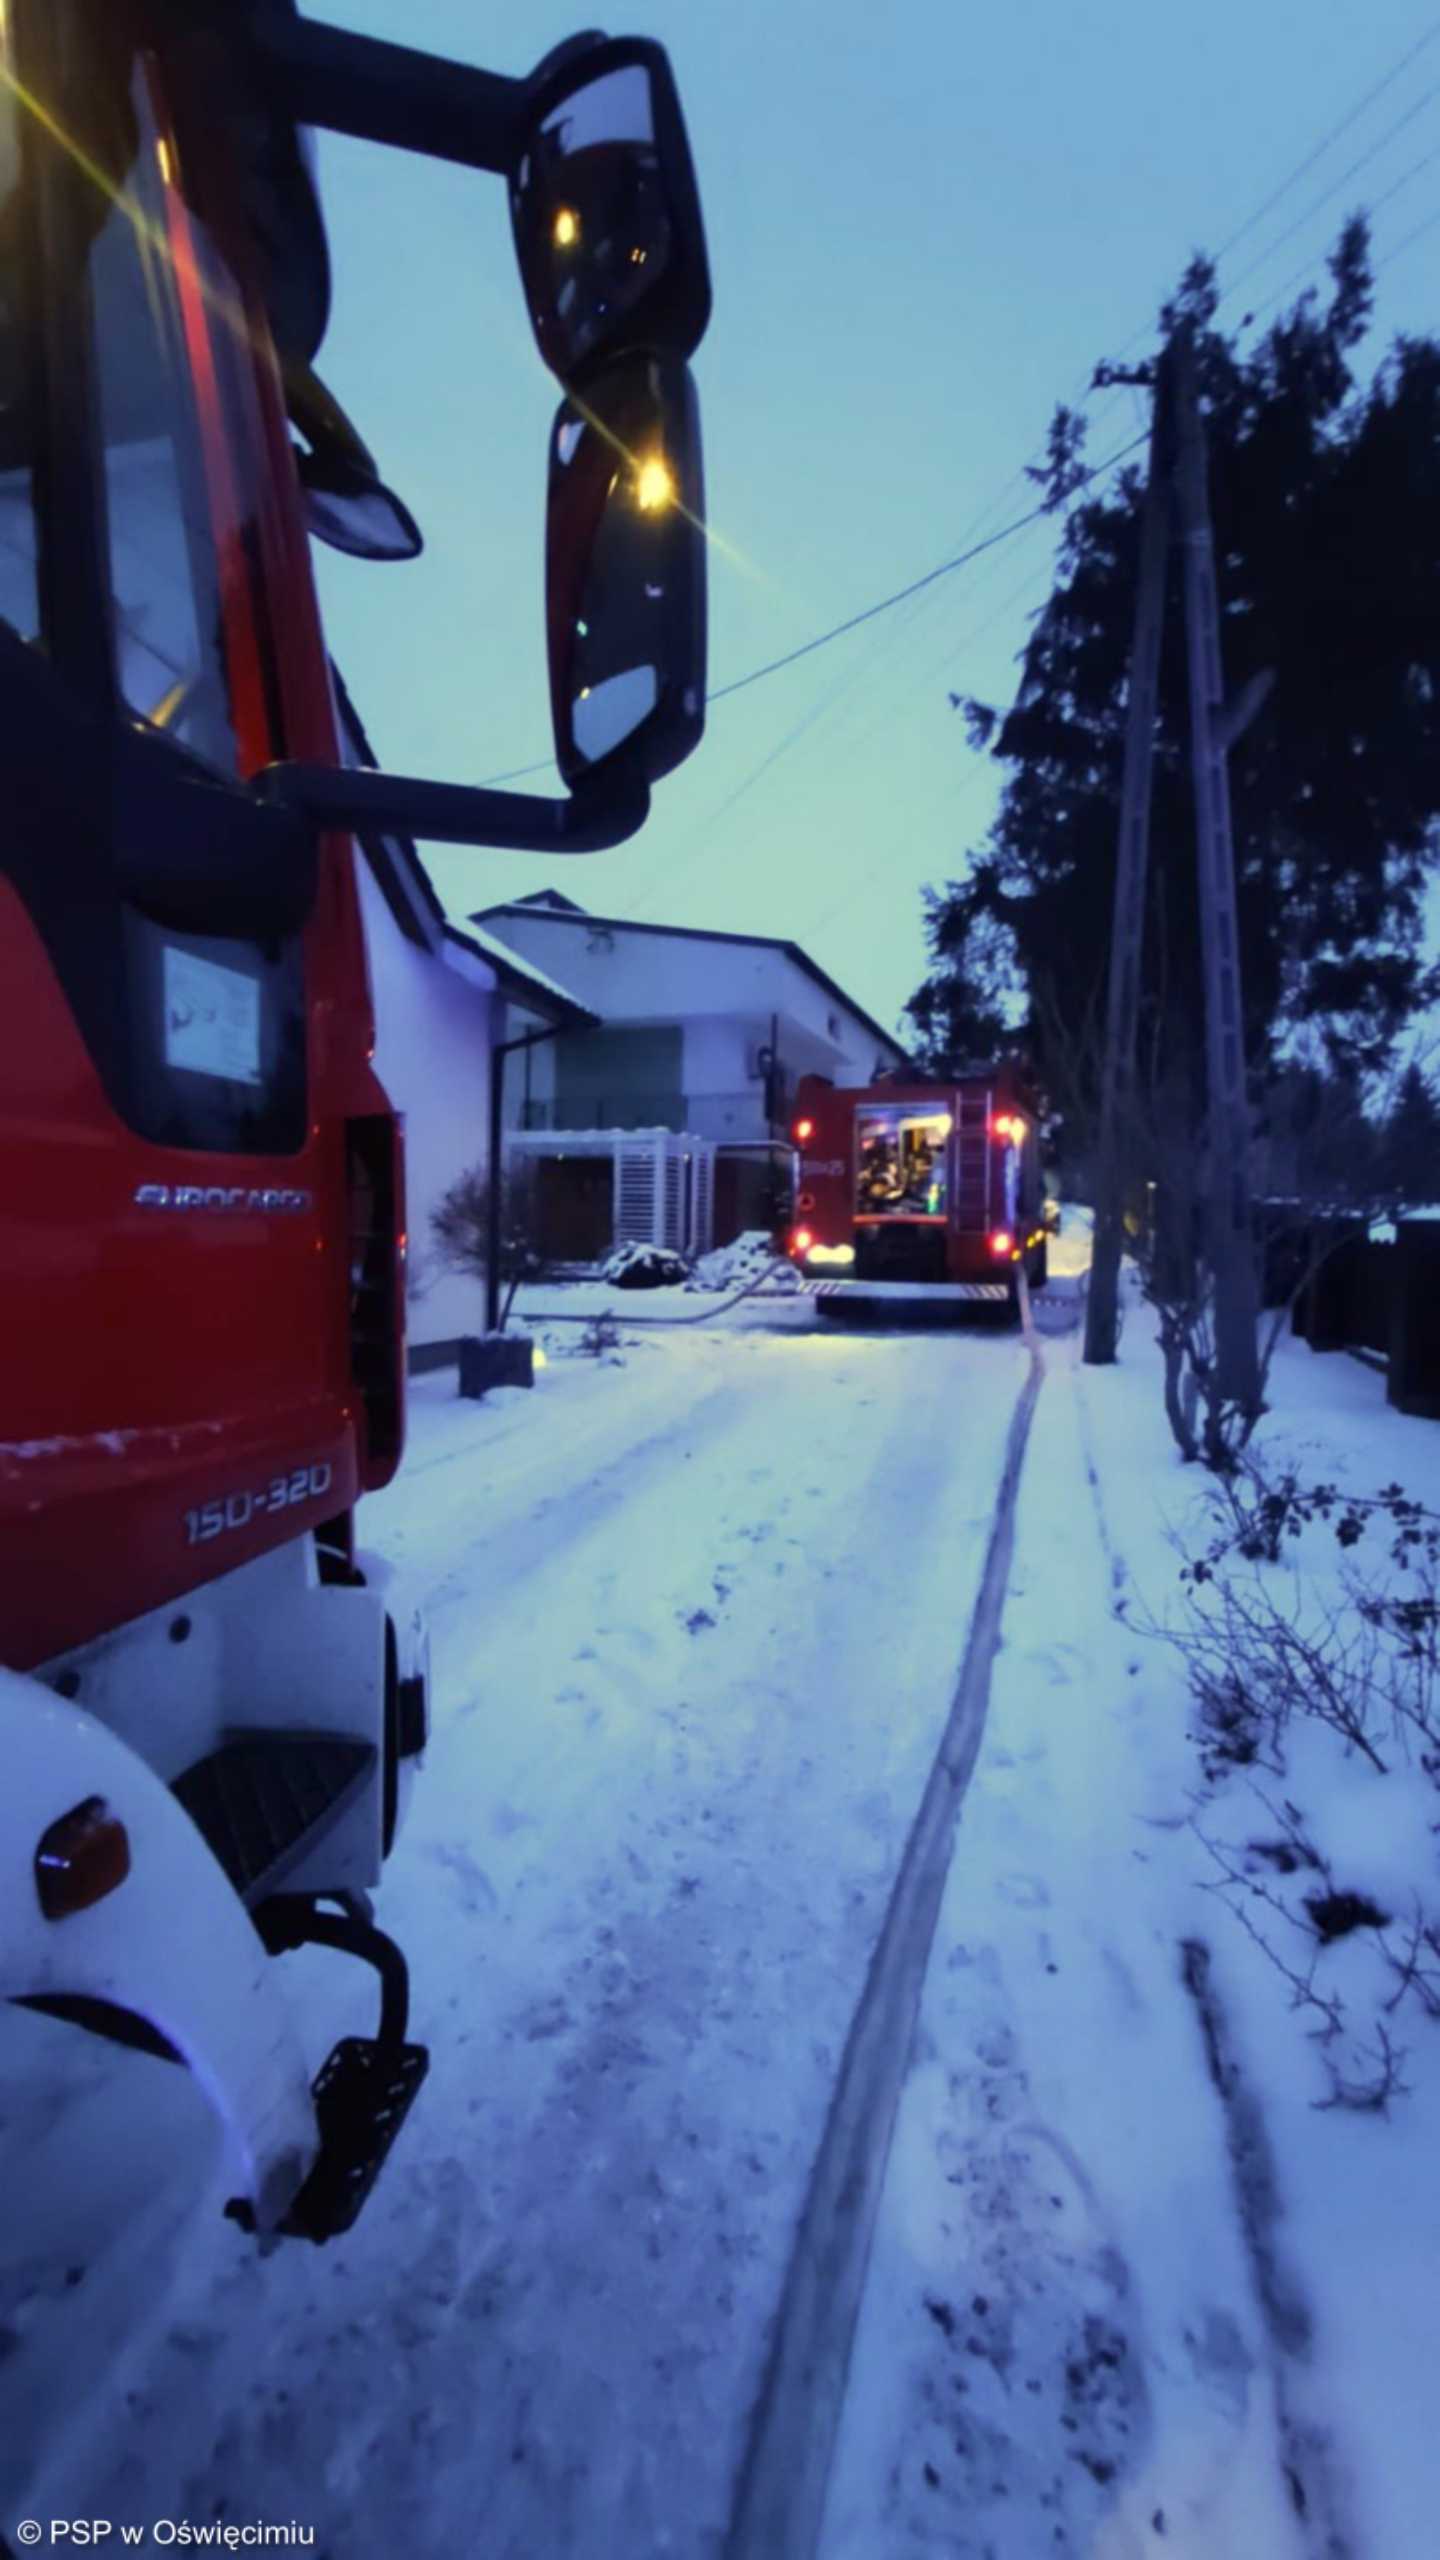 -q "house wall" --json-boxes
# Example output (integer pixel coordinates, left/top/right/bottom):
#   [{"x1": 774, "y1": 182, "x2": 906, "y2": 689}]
[
  {"x1": 485, "y1": 912, "x2": 905, "y2": 1145},
  {"x1": 355, "y1": 857, "x2": 496, "y2": 1350}
]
